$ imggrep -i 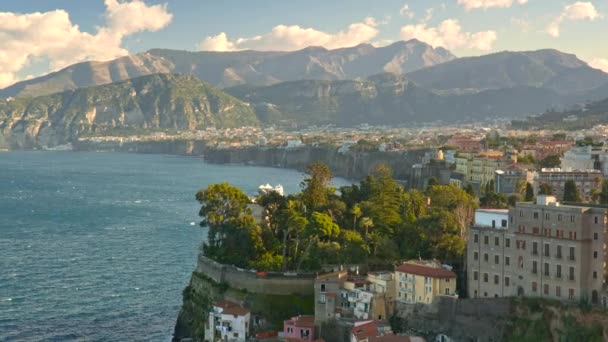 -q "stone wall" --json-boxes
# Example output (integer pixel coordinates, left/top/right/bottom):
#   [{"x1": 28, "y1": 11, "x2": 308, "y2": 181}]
[{"x1": 195, "y1": 254, "x2": 315, "y2": 296}]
